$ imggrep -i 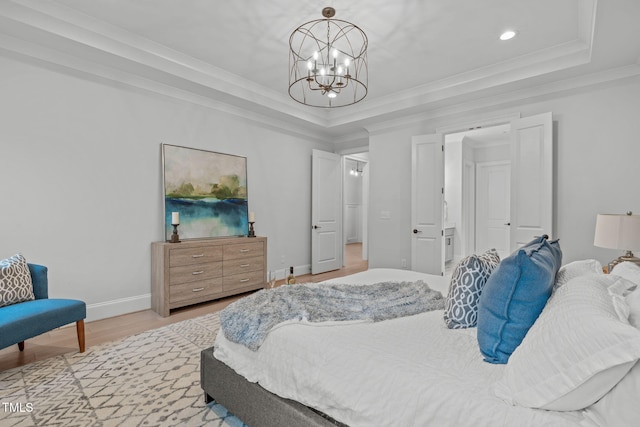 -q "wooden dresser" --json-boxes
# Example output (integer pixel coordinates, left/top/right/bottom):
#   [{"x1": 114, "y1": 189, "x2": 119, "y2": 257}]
[{"x1": 151, "y1": 236, "x2": 266, "y2": 316}]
